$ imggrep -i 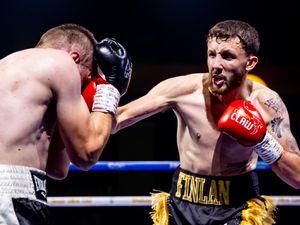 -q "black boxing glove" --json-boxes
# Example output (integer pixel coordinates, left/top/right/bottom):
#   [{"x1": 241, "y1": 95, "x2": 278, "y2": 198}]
[{"x1": 93, "y1": 38, "x2": 132, "y2": 96}]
